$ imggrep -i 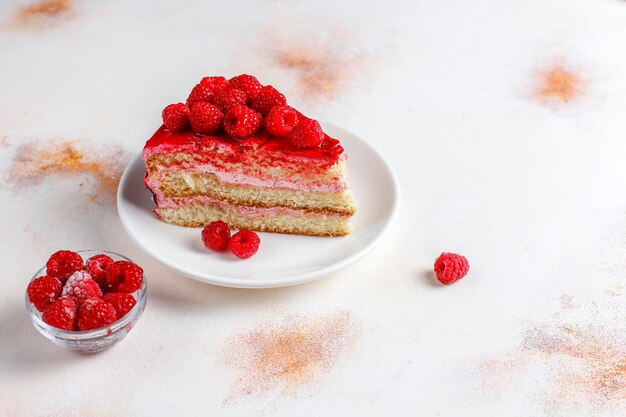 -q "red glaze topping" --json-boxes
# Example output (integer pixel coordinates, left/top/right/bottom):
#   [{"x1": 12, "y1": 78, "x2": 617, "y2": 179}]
[
  {"x1": 147, "y1": 75, "x2": 346, "y2": 167},
  {"x1": 144, "y1": 120, "x2": 344, "y2": 165}
]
